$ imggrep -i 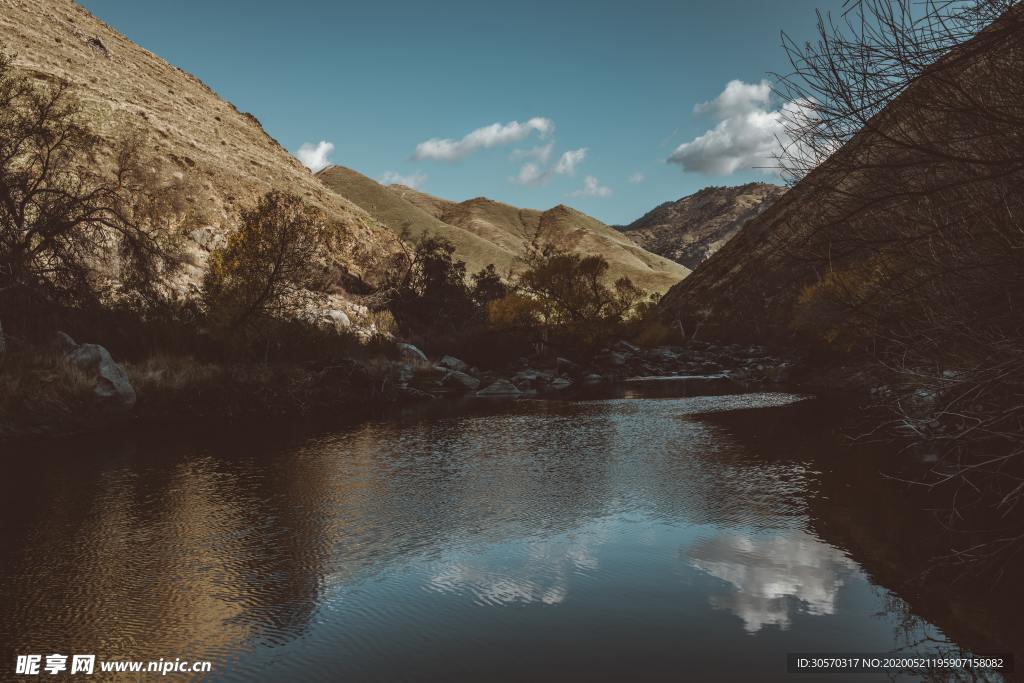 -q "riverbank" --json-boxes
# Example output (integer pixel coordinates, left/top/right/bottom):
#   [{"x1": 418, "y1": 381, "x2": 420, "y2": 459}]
[{"x1": 0, "y1": 335, "x2": 800, "y2": 442}]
